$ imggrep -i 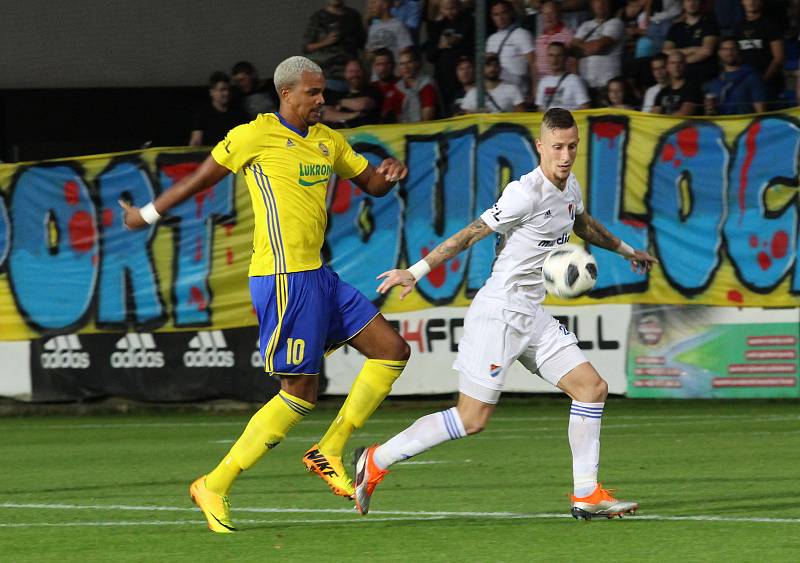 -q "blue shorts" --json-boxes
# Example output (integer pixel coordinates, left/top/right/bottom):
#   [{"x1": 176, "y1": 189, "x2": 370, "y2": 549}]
[{"x1": 249, "y1": 265, "x2": 379, "y2": 375}]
